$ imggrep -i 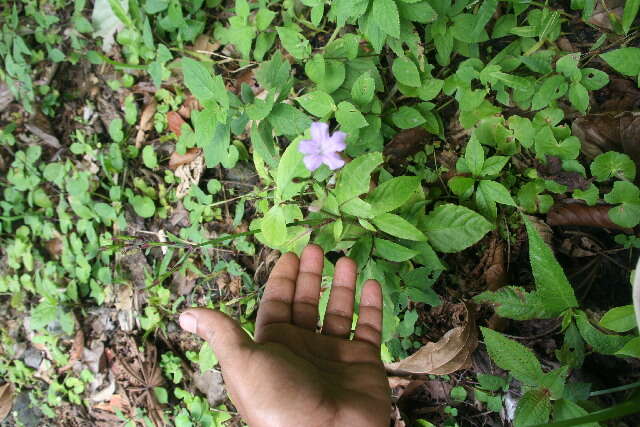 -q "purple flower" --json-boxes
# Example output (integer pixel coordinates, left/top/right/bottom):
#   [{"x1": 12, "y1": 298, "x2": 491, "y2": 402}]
[{"x1": 299, "y1": 122, "x2": 346, "y2": 171}]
